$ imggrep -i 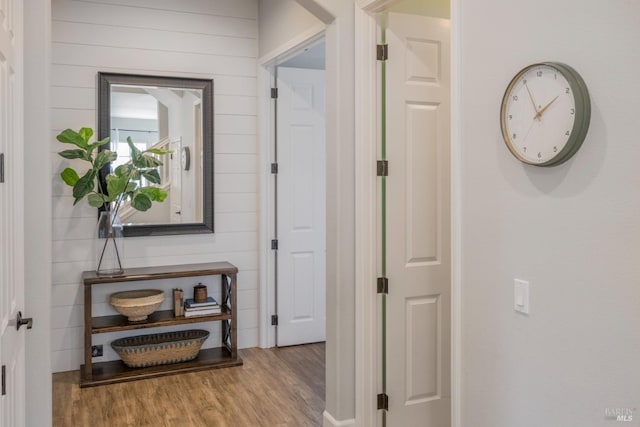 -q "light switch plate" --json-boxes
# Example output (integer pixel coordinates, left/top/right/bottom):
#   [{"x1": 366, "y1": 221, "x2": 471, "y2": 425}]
[{"x1": 514, "y1": 279, "x2": 530, "y2": 314}]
